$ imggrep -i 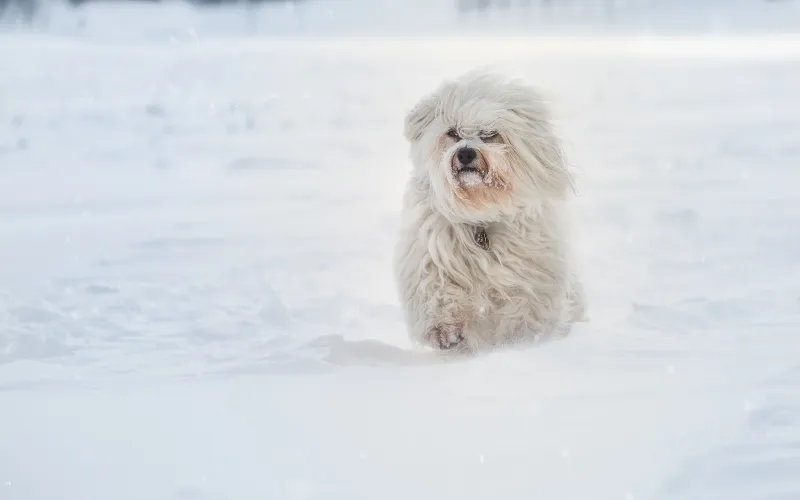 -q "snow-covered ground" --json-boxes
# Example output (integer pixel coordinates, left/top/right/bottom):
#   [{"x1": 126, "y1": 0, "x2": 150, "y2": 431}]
[{"x1": 2, "y1": 2, "x2": 800, "y2": 498}]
